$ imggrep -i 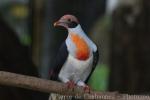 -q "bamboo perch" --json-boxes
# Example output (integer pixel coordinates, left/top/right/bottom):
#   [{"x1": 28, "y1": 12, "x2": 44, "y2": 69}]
[{"x1": 0, "y1": 71, "x2": 149, "y2": 100}]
